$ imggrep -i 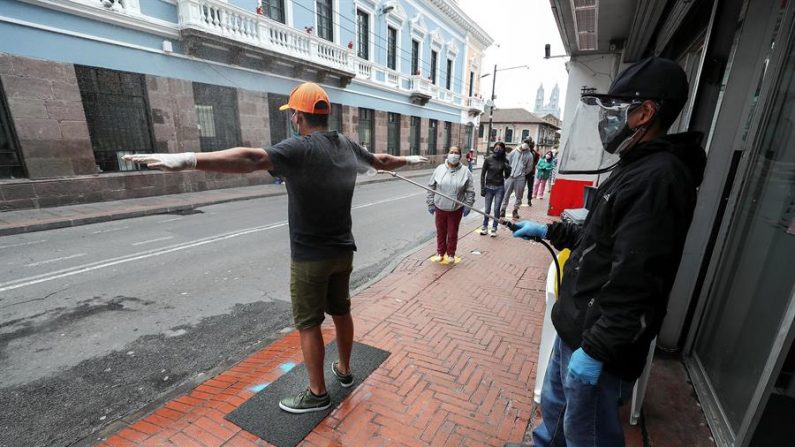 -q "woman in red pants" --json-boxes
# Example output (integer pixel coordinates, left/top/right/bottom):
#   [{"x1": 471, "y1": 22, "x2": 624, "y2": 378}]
[{"x1": 426, "y1": 146, "x2": 476, "y2": 265}]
